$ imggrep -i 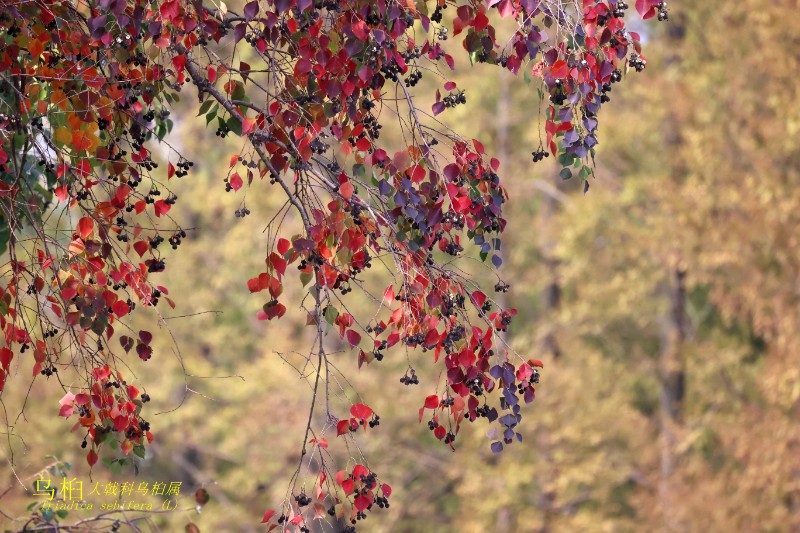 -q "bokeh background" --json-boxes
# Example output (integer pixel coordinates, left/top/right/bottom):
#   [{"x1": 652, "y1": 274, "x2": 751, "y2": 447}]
[{"x1": 2, "y1": 2, "x2": 800, "y2": 532}]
